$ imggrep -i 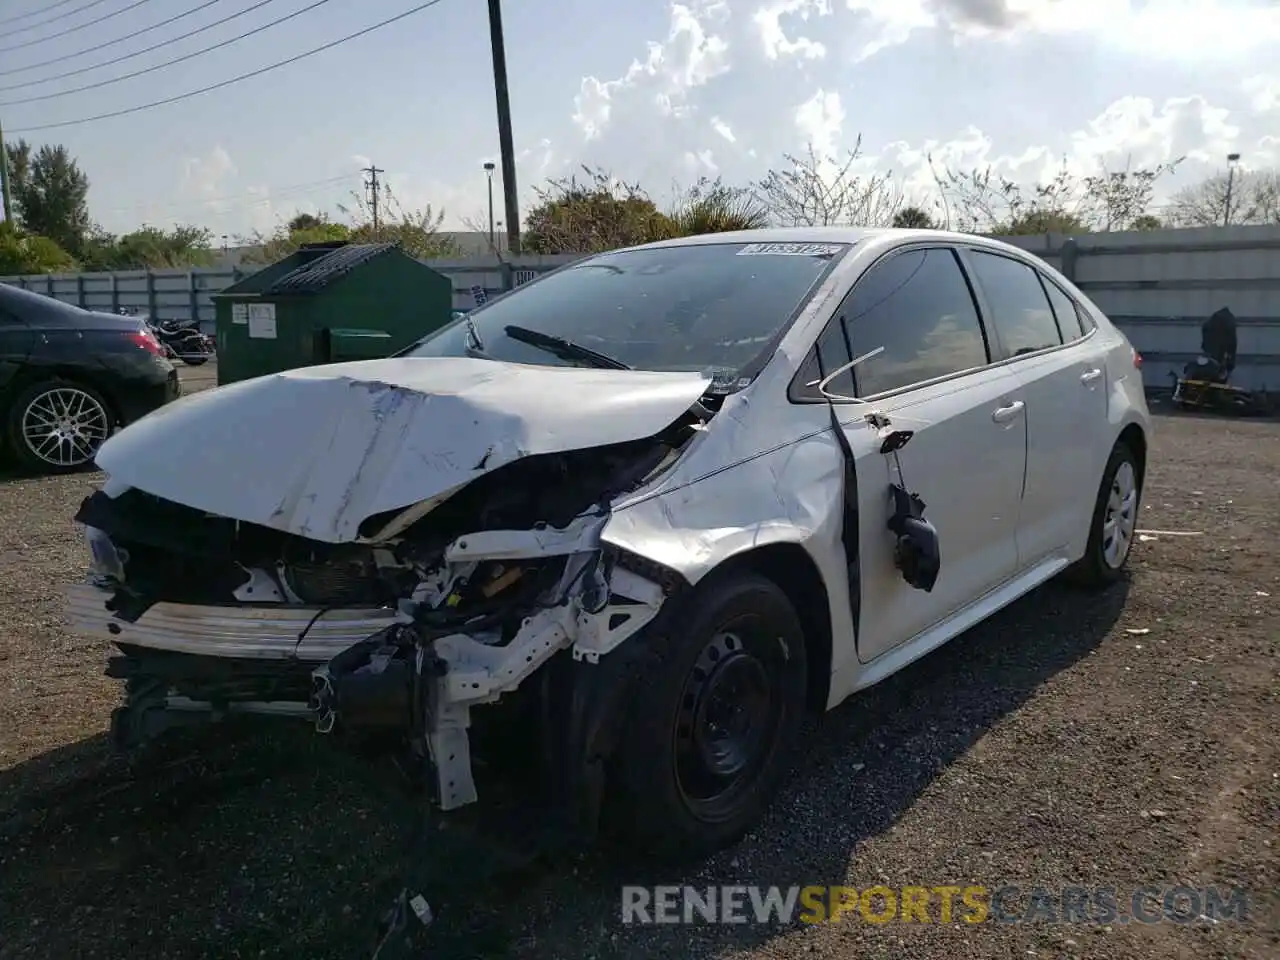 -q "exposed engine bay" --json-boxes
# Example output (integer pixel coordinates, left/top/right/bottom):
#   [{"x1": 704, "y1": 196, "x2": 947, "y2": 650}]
[{"x1": 70, "y1": 404, "x2": 709, "y2": 815}]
